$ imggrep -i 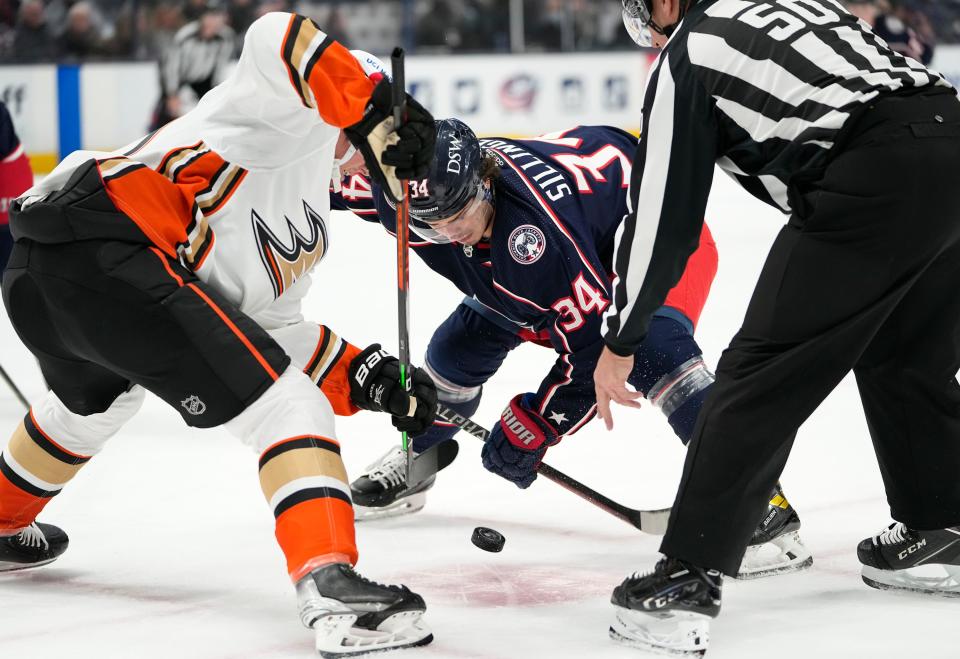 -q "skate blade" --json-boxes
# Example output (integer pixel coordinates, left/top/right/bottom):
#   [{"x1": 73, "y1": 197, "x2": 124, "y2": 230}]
[
  {"x1": 861, "y1": 564, "x2": 960, "y2": 599},
  {"x1": 735, "y1": 531, "x2": 813, "y2": 580},
  {"x1": 0, "y1": 557, "x2": 58, "y2": 573},
  {"x1": 315, "y1": 610, "x2": 433, "y2": 658},
  {"x1": 609, "y1": 606, "x2": 709, "y2": 657},
  {"x1": 354, "y1": 492, "x2": 427, "y2": 522}
]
